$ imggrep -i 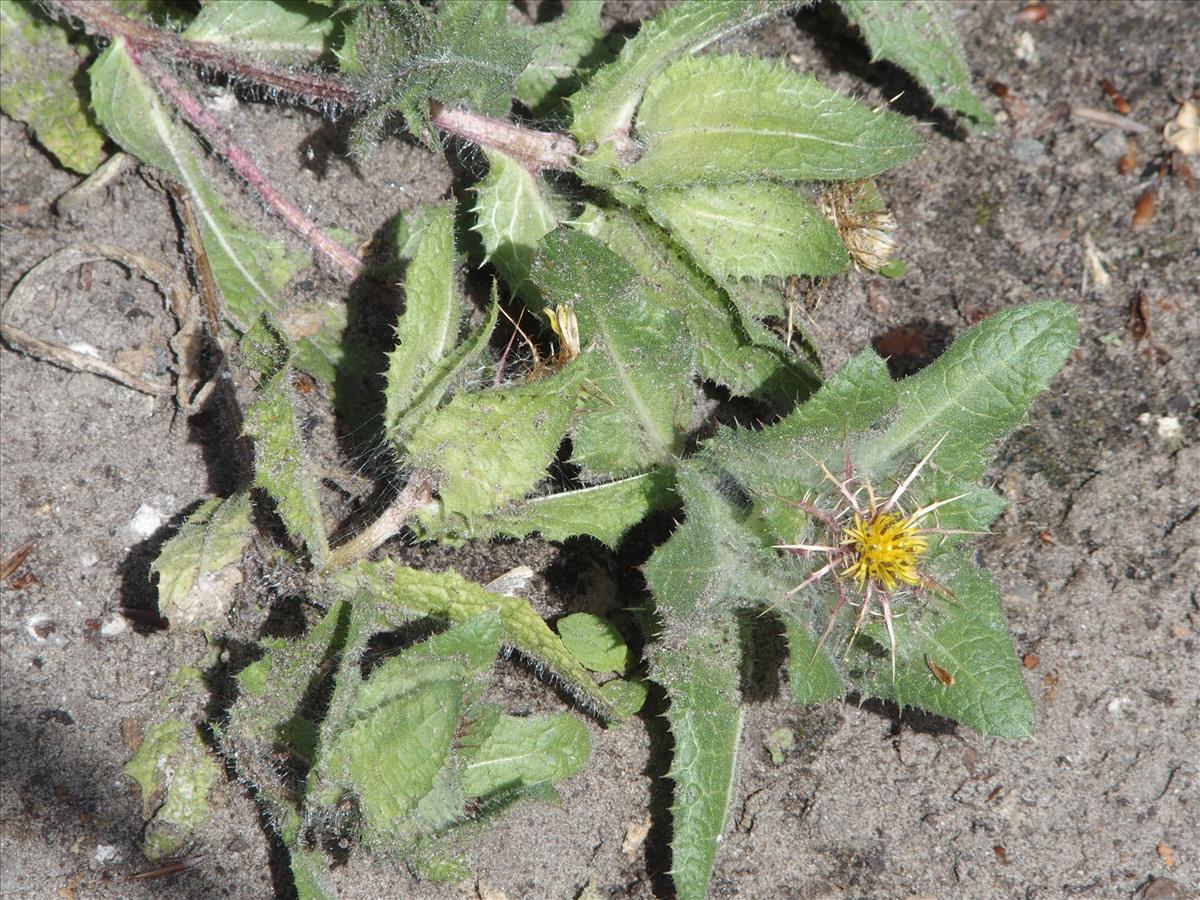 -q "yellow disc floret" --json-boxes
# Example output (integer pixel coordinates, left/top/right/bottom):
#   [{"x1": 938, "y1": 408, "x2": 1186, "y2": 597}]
[{"x1": 842, "y1": 512, "x2": 929, "y2": 590}]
